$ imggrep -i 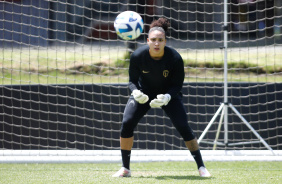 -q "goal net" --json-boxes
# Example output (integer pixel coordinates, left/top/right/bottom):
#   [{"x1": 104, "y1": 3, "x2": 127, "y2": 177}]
[{"x1": 0, "y1": 0, "x2": 281, "y2": 162}]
